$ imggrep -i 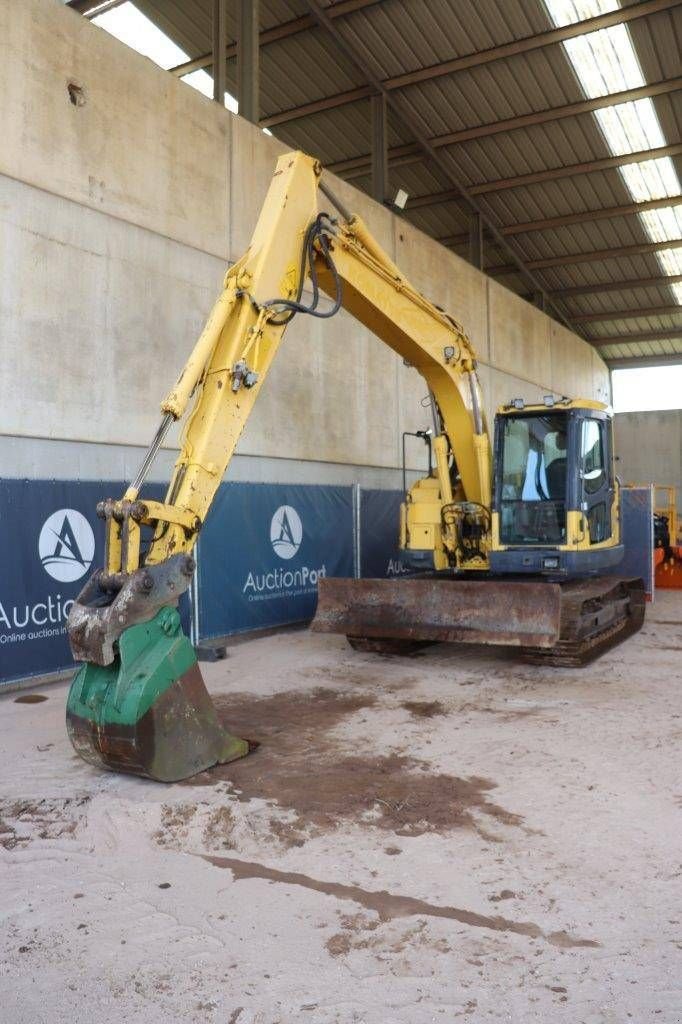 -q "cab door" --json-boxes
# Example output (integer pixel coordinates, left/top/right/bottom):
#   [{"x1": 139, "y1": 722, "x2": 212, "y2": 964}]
[{"x1": 579, "y1": 417, "x2": 614, "y2": 544}]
